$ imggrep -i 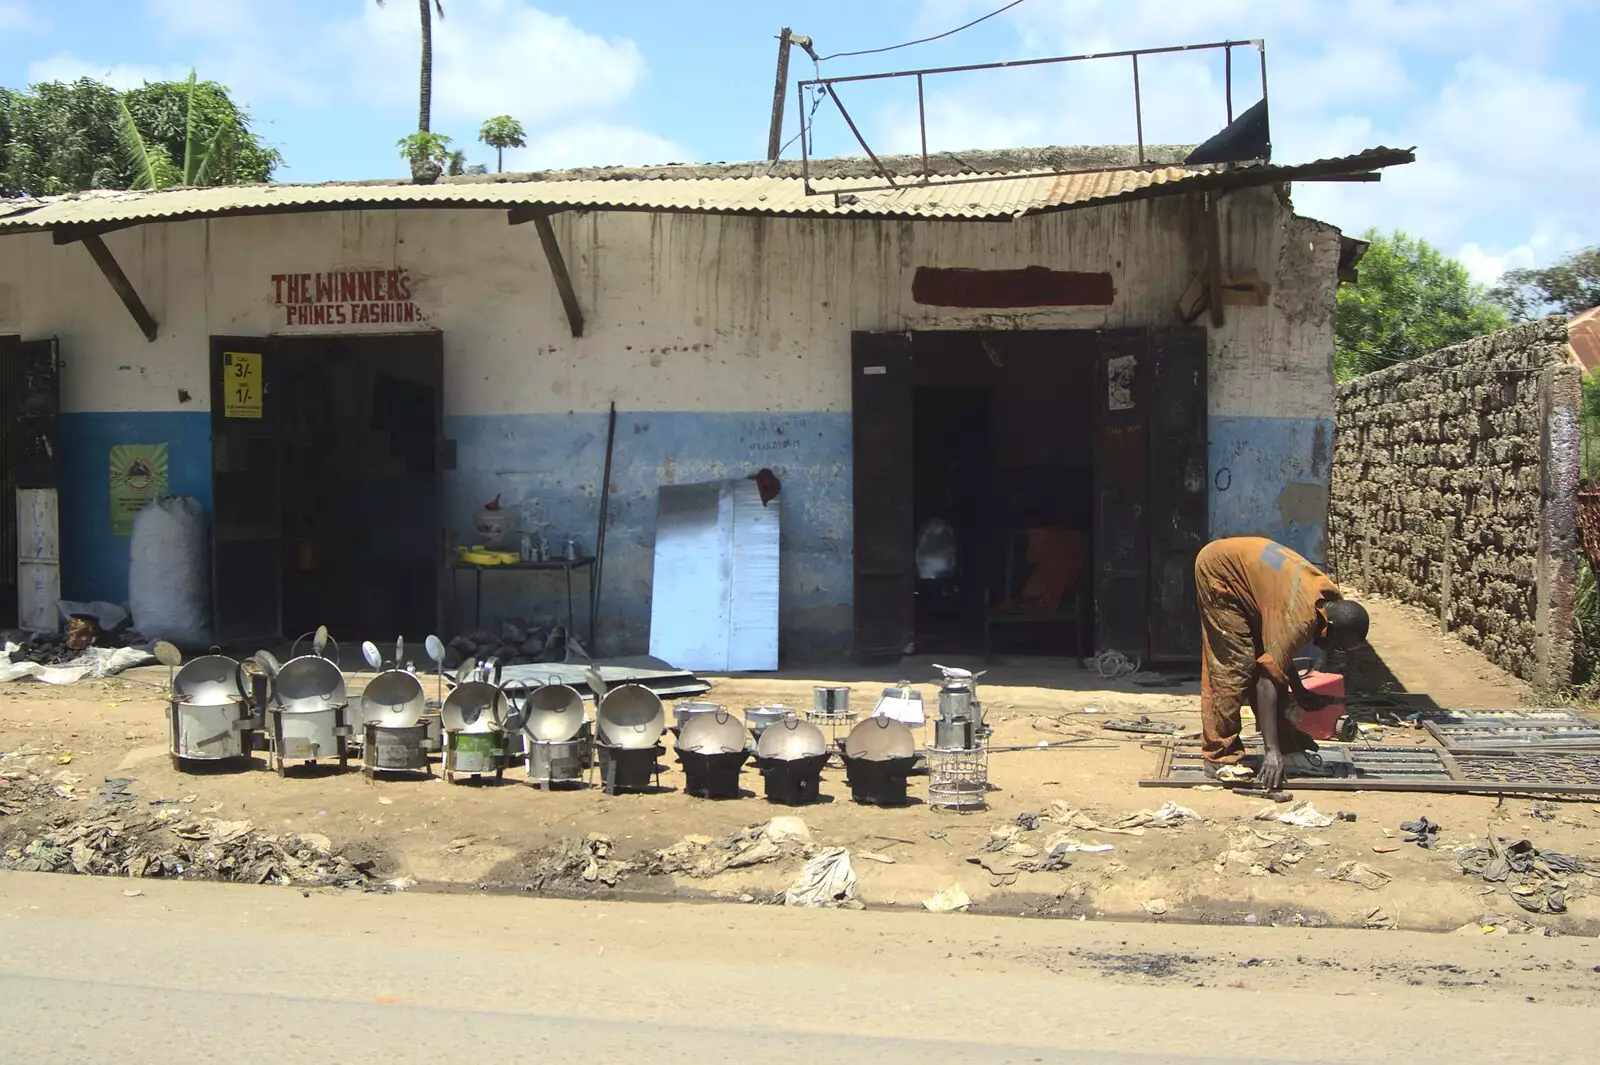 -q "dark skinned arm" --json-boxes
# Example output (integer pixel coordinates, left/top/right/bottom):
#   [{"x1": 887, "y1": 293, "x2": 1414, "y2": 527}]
[
  {"x1": 1285, "y1": 665, "x2": 1335, "y2": 710},
  {"x1": 1255, "y1": 673, "x2": 1287, "y2": 792}
]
